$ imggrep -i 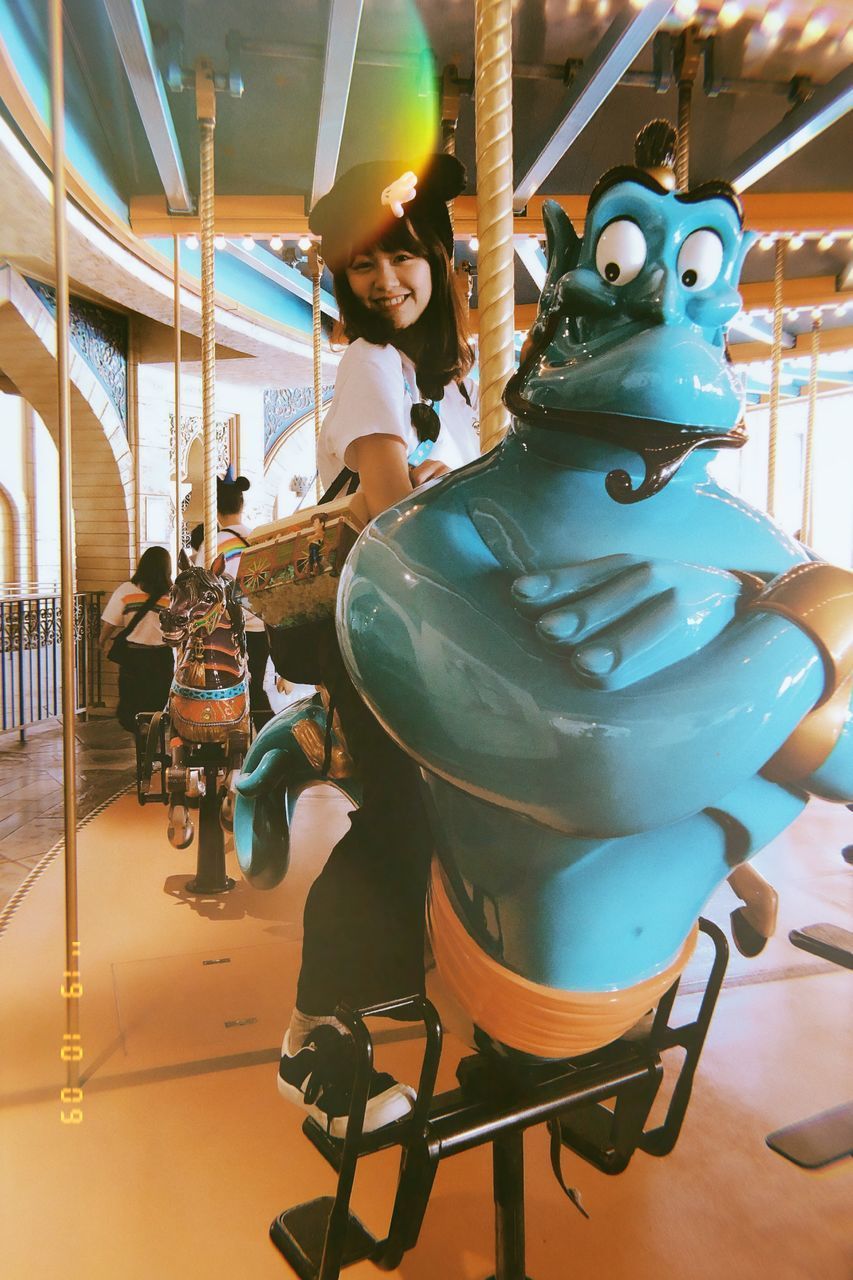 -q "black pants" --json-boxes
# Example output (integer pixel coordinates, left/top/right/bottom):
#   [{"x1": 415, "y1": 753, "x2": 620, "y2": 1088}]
[
  {"x1": 293, "y1": 632, "x2": 432, "y2": 1016},
  {"x1": 245, "y1": 629, "x2": 272, "y2": 731},
  {"x1": 117, "y1": 645, "x2": 174, "y2": 735}
]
